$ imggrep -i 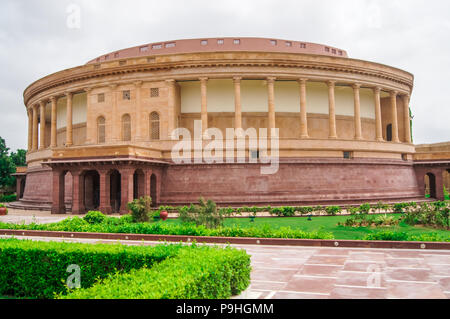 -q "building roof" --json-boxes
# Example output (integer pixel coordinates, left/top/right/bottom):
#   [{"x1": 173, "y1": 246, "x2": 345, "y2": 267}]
[{"x1": 86, "y1": 37, "x2": 348, "y2": 64}]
